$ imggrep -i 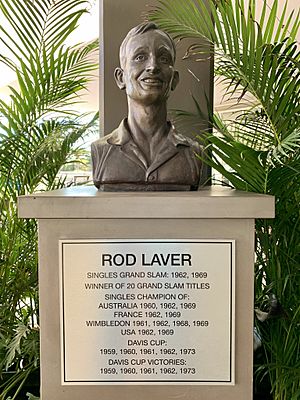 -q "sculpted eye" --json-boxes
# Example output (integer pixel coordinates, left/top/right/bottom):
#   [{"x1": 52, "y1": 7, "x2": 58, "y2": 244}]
[
  {"x1": 135, "y1": 54, "x2": 146, "y2": 62},
  {"x1": 159, "y1": 54, "x2": 171, "y2": 64}
]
